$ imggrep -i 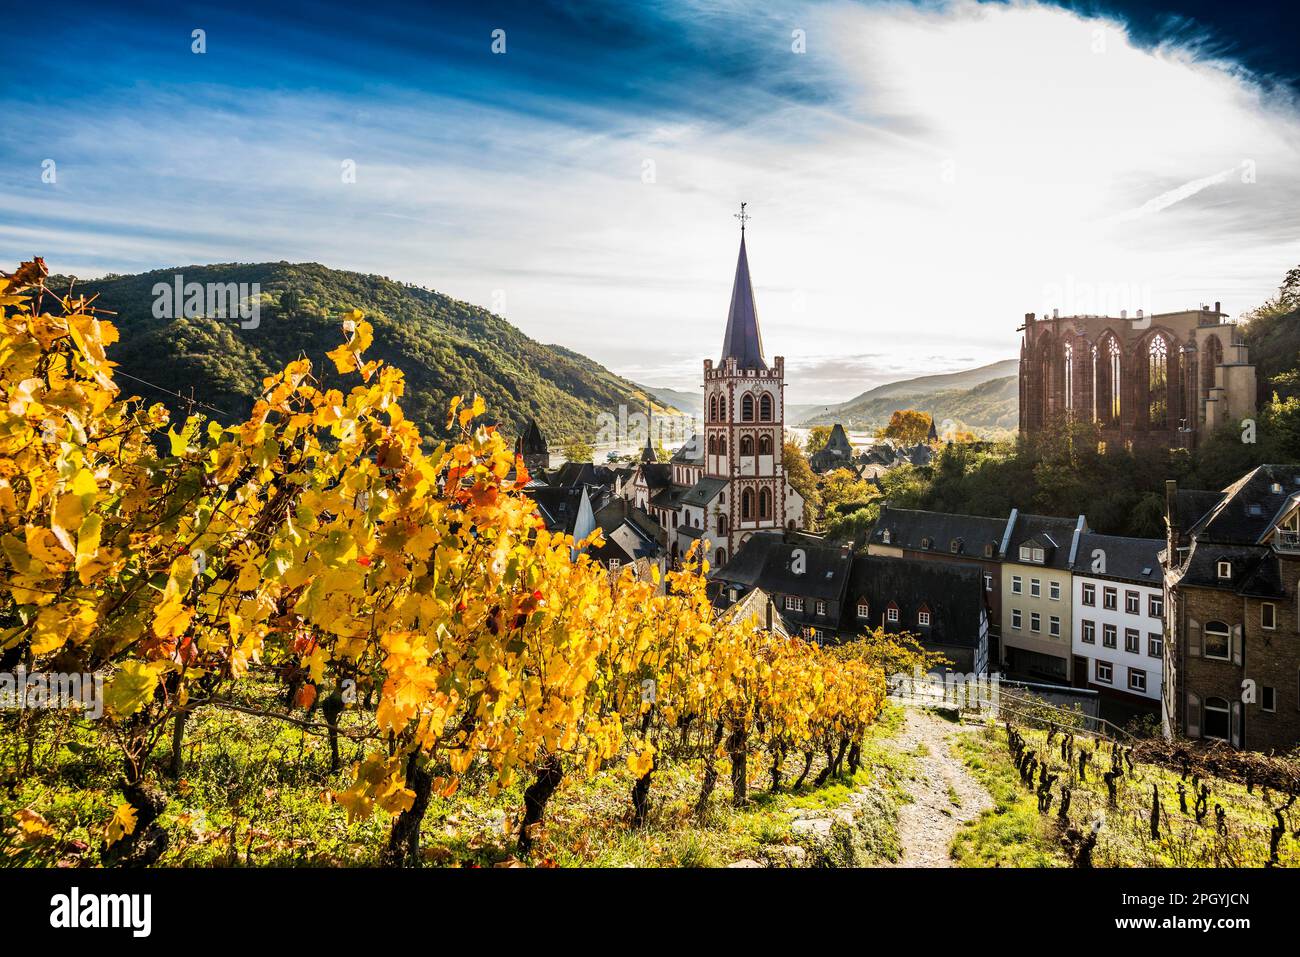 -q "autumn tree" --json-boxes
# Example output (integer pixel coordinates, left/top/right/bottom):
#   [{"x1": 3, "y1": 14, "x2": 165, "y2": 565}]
[{"x1": 877, "y1": 409, "x2": 932, "y2": 445}]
